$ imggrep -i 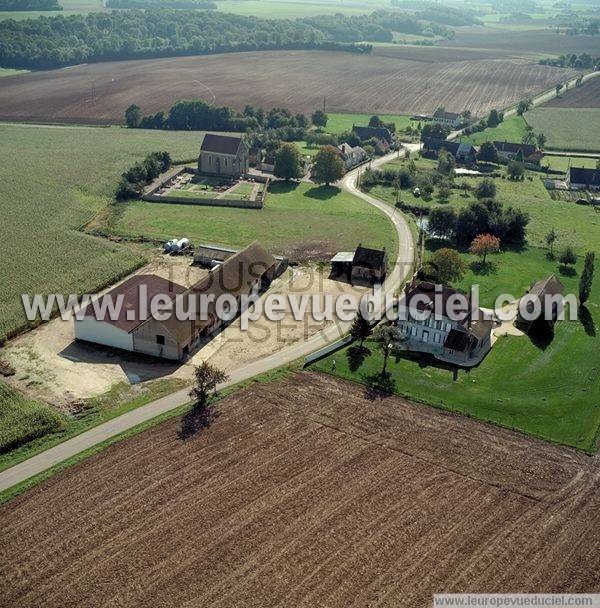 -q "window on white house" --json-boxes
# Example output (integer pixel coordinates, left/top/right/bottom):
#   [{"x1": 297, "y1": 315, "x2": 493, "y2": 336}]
[
  {"x1": 411, "y1": 327, "x2": 417, "y2": 336},
  {"x1": 156, "y1": 335, "x2": 165, "y2": 345},
  {"x1": 422, "y1": 330, "x2": 429, "y2": 343},
  {"x1": 434, "y1": 333, "x2": 441, "y2": 344}
]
